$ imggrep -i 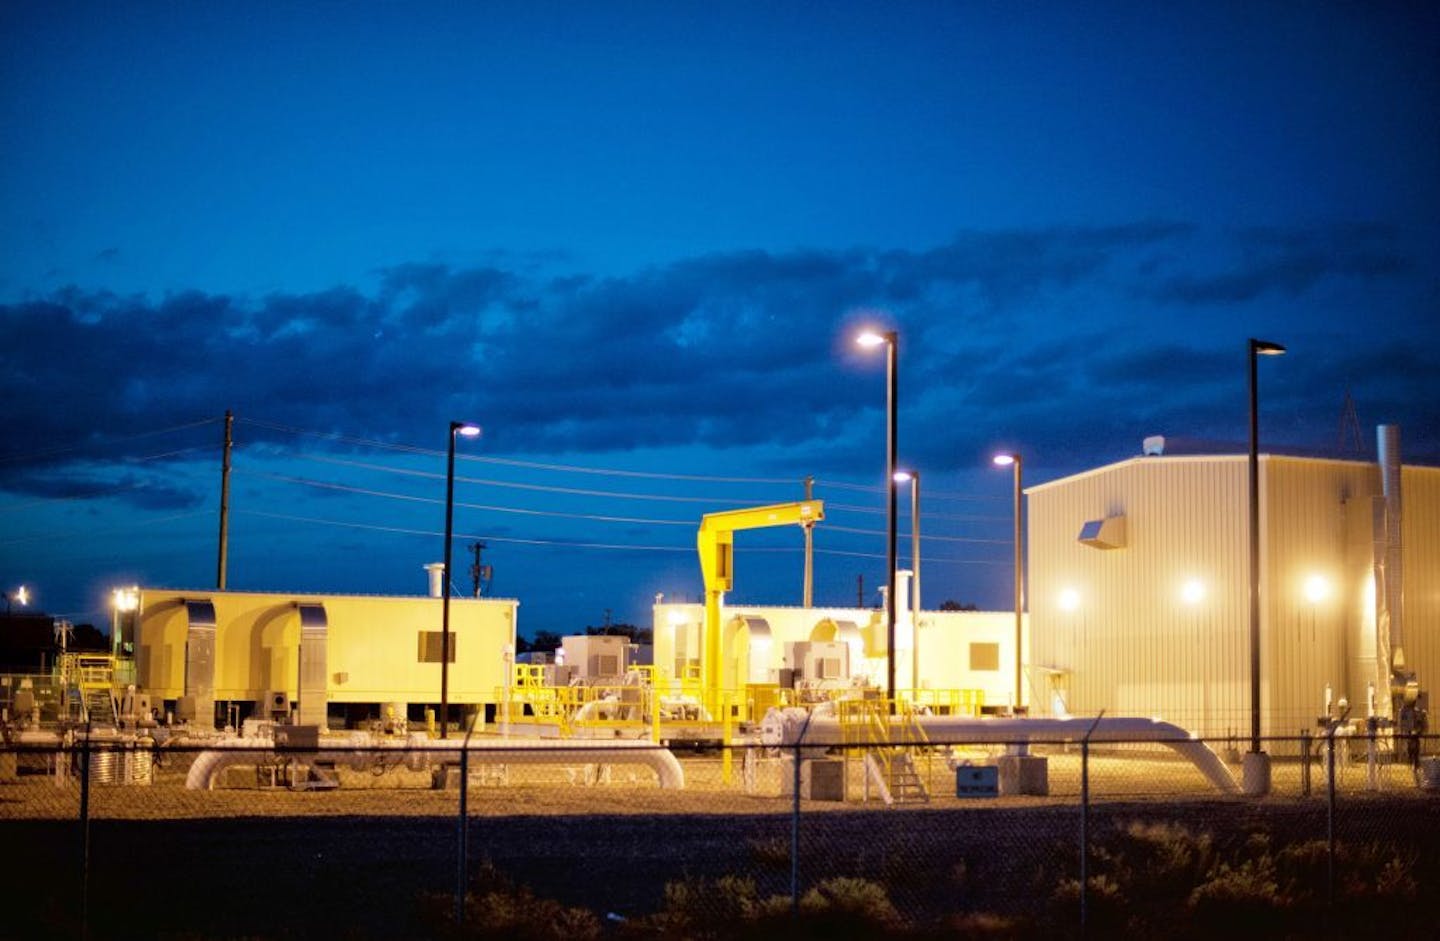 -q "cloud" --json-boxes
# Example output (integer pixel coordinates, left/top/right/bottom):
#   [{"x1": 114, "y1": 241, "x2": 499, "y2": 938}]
[
  {"x1": 1152, "y1": 223, "x2": 1415, "y2": 305},
  {"x1": 2, "y1": 221, "x2": 1437, "y2": 511}
]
